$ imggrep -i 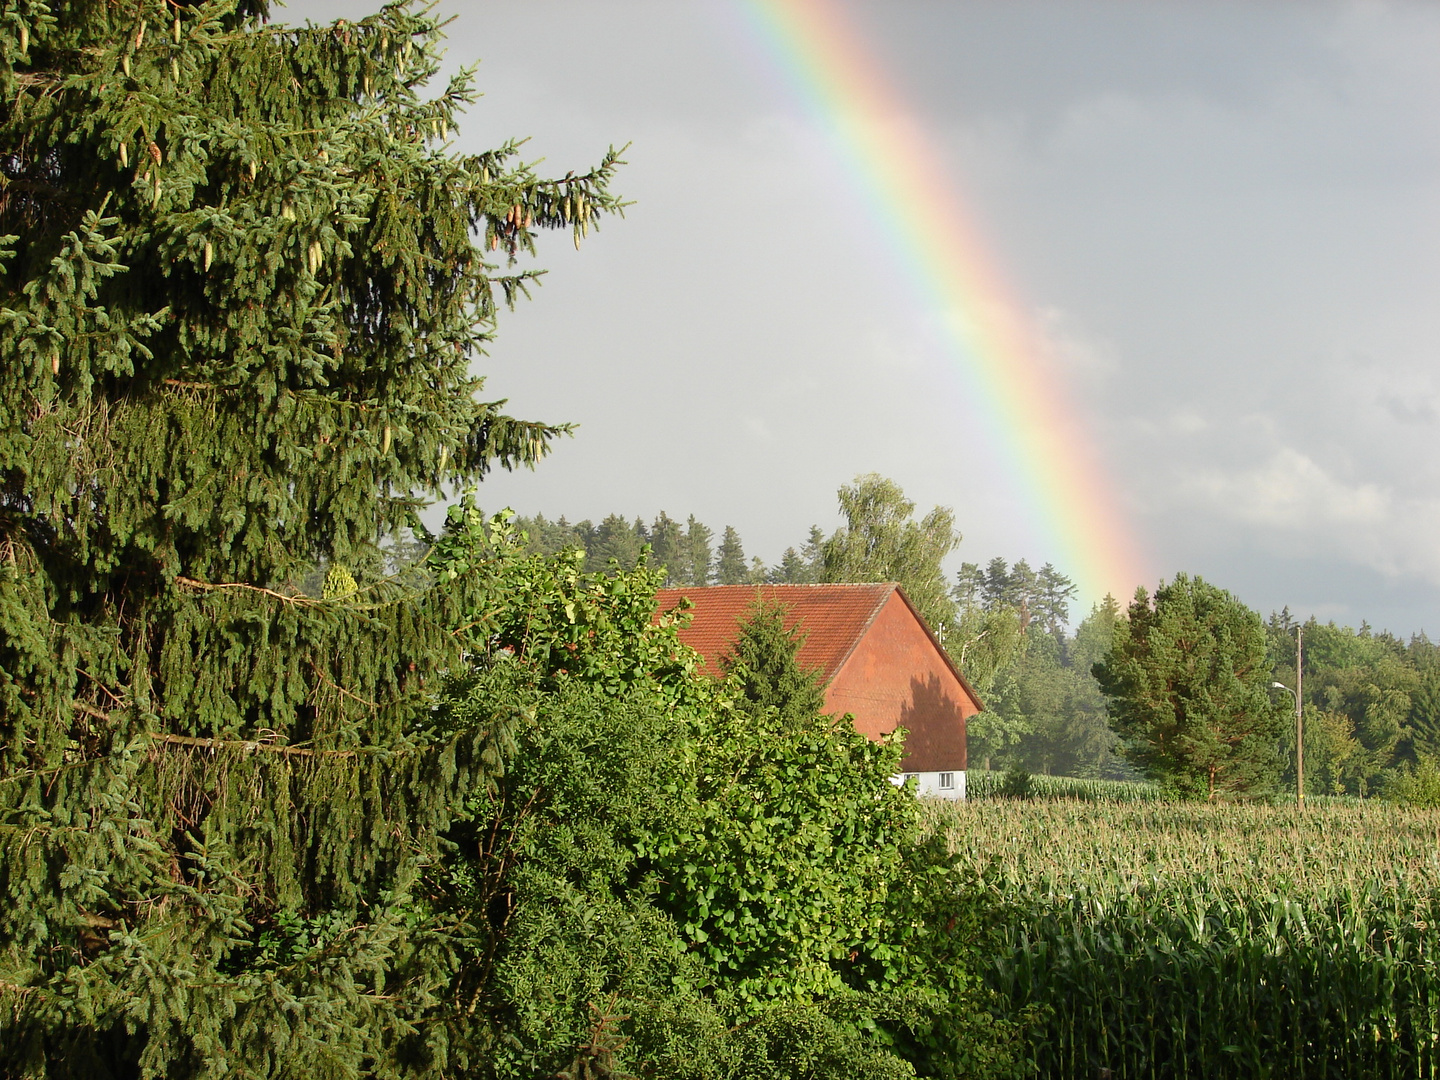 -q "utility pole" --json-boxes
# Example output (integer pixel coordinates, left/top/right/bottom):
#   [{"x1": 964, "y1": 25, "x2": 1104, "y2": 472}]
[
  {"x1": 1295, "y1": 625, "x2": 1304, "y2": 808},
  {"x1": 1272, "y1": 622, "x2": 1306, "y2": 808}
]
